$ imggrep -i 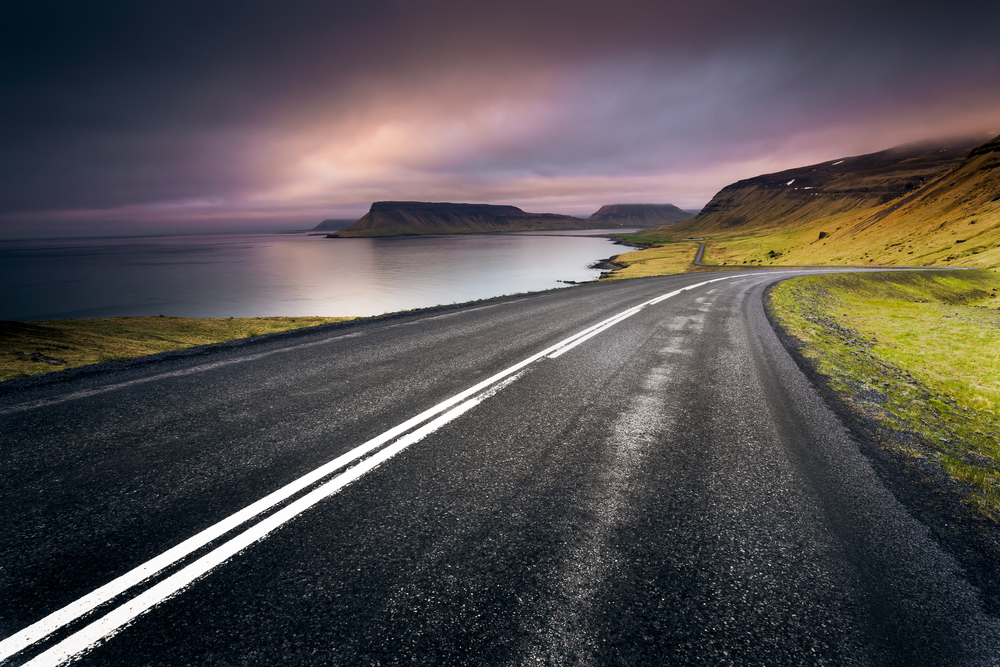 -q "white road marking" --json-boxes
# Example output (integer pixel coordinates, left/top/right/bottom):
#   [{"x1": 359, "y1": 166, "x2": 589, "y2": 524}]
[
  {"x1": 20, "y1": 396, "x2": 492, "y2": 667},
  {"x1": 548, "y1": 307, "x2": 643, "y2": 358},
  {"x1": 1, "y1": 276, "x2": 744, "y2": 666},
  {"x1": 548, "y1": 277, "x2": 744, "y2": 359}
]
